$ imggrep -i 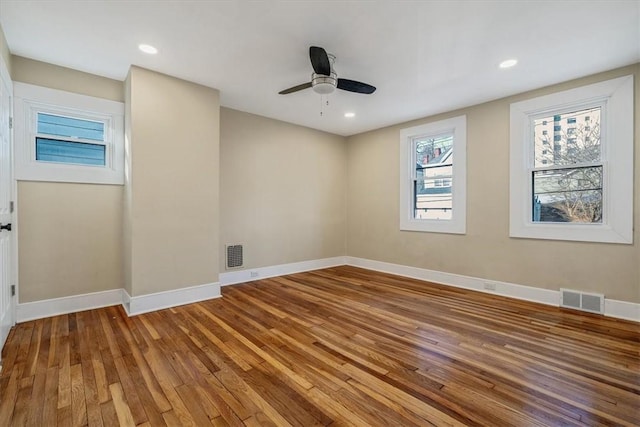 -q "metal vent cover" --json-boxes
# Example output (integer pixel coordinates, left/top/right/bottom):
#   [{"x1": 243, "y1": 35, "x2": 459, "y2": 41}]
[
  {"x1": 560, "y1": 288, "x2": 604, "y2": 314},
  {"x1": 225, "y1": 244, "x2": 243, "y2": 269},
  {"x1": 581, "y1": 293, "x2": 603, "y2": 313}
]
